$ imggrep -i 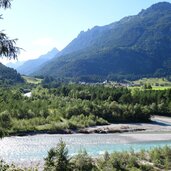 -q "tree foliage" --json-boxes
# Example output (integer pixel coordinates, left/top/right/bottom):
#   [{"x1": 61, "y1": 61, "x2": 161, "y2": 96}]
[
  {"x1": 71, "y1": 150, "x2": 94, "y2": 171},
  {"x1": 44, "y1": 143, "x2": 171, "y2": 171},
  {"x1": 2, "y1": 145, "x2": 171, "y2": 170},
  {"x1": 0, "y1": 0, "x2": 11, "y2": 9},
  {"x1": 0, "y1": 0, "x2": 20, "y2": 59},
  {"x1": 0, "y1": 83, "x2": 171, "y2": 136},
  {"x1": 44, "y1": 139, "x2": 70, "y2": 171}
]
